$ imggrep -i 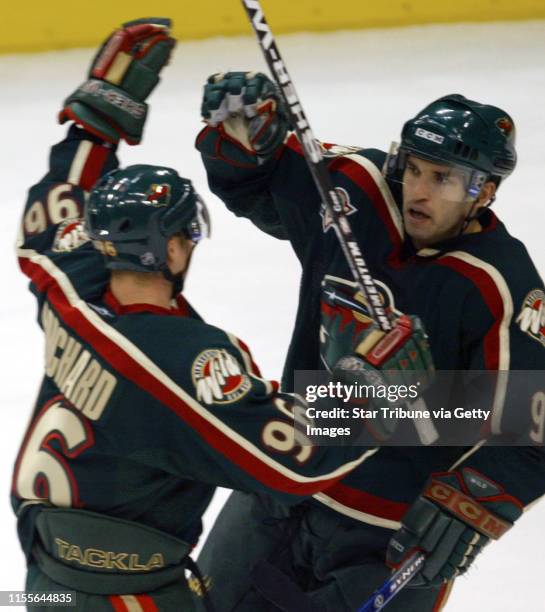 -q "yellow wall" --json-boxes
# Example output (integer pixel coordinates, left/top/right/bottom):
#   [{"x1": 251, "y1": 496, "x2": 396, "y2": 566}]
[{"x1": 3, "y1": 0, "x2": 545, "y2": 54}]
